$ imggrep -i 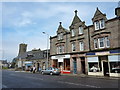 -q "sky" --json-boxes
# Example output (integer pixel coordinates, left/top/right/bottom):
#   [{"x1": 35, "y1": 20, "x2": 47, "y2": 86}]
[{"x1": 1, "y1": 1, "x2": 118, "y2": 62}]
